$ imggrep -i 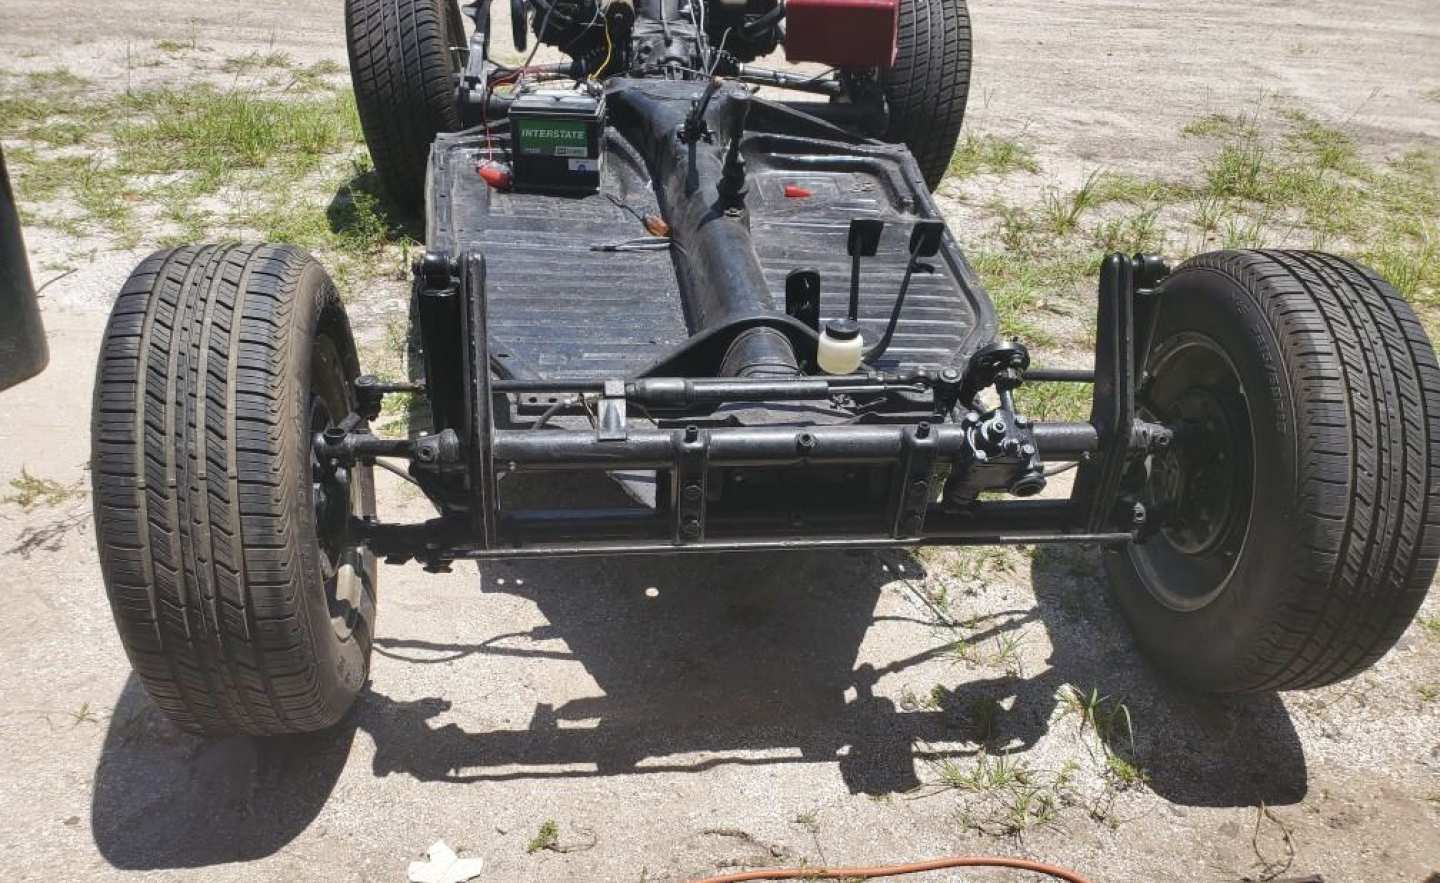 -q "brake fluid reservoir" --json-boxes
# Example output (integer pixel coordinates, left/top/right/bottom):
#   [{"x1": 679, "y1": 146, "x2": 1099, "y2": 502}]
[{"x1": 818, "y1": 319, "x2": 863, "y2": 374}]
